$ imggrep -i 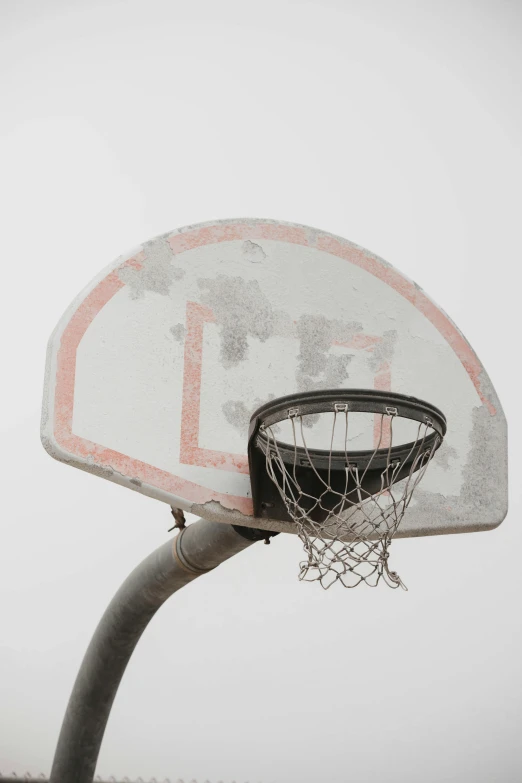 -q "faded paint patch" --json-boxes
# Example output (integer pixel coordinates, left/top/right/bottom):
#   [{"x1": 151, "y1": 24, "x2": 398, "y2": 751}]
[
  {"x1": 404, "y1": 404, "x2": 507, "y2": 532},
  {"x1": 296, "y1": 314, "x2": 362, "y2": 383},
  {"x1": 118, "y1": 237, "x2": 184, "y2": 298},
  {"x1": 295, "y1": 315, "x2": 358, "y2": 424},
  {"x1": 222, "y1": 401, "x2": 252, "y2": 435},
  {"x1": 242, "y1": 240, "x2": 267, "y2": 263},
  {"x1": 306, "y1": 227, "x2": 319, "y2": 247},
  {"x1": 198, "y1": 275, "x2": 291, "y2": 367},
  {"x1": 296, "y1": 314, "x2": 333, "y2": 378},
  {"x1": 367, "y1": 329, "x2": 398, "y2": 372},
  {"x1": 460, "y1": 404, "x2": 508, "y2": 512},
  {"x1": 434, "y1": 443, "x2": 458, "y2": 470},
  {"x1": 478, "y1": 368, "x2": 501, "y2": 414},
  {"x1": 170, "y1": 323, "x2": 186, "y2": 343},
  {"x1": 223, "y1": 395, "x2": 281, "y2": 437}
]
